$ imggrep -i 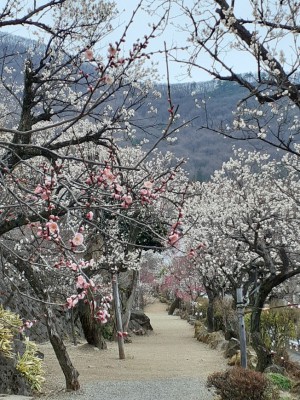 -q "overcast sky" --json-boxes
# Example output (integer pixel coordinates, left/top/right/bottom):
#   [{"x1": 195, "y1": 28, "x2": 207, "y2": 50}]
[
  {"x1": 112, "y1": 0, "x2": 258, "y2": 83},
  {"x1": 3, "y1": 0, "x2": 261, "y2": 83}
]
